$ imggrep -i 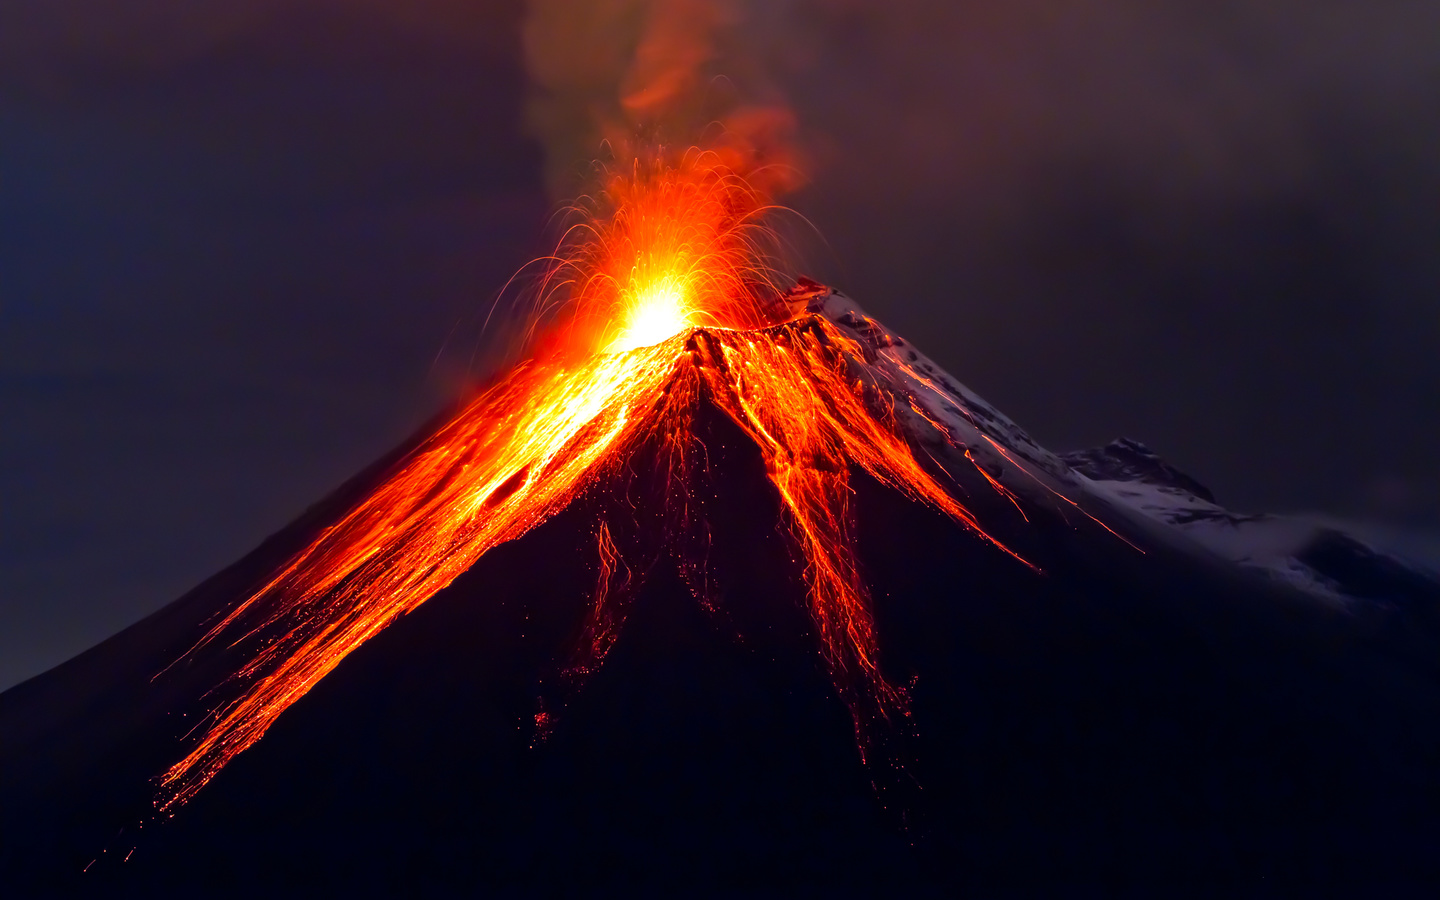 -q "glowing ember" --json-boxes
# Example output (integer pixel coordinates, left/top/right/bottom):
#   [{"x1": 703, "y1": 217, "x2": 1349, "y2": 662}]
[{"x1": 156, "y1": 148, "x2": 1031, "y2": 812}]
